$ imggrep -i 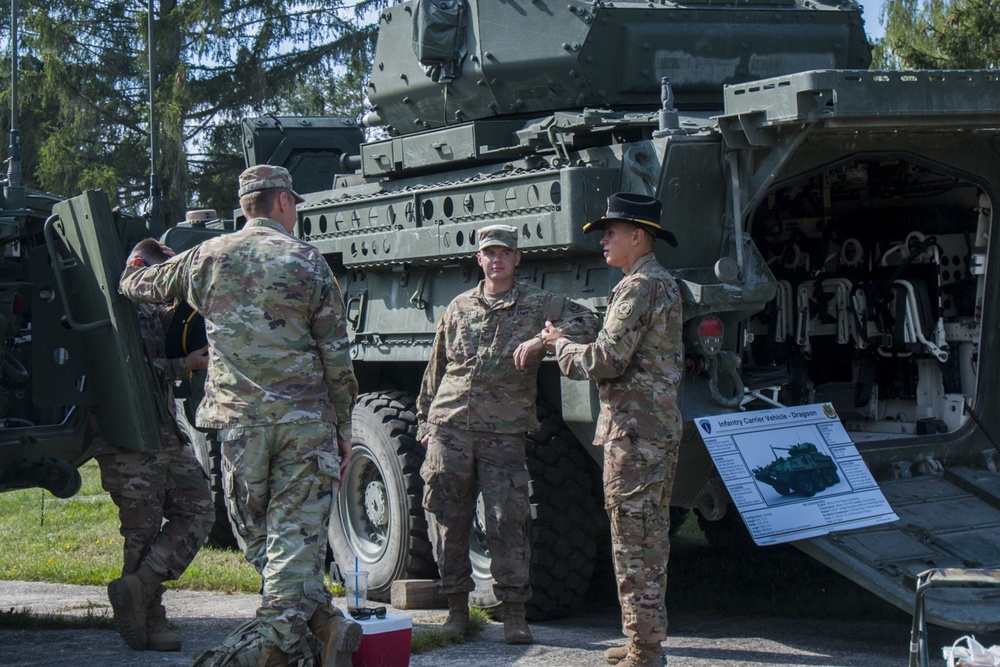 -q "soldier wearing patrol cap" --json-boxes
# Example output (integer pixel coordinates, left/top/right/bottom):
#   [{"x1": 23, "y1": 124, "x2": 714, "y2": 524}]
[
  {"x1": 417, "y1": 223, "x2": 599, "y2": 644},
  {"x1": 541, "y1": 192, "x2": 683, "y2": 667},
  {"x1": 121, "y1": 164, "x2": 362, "y2": 666}
]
